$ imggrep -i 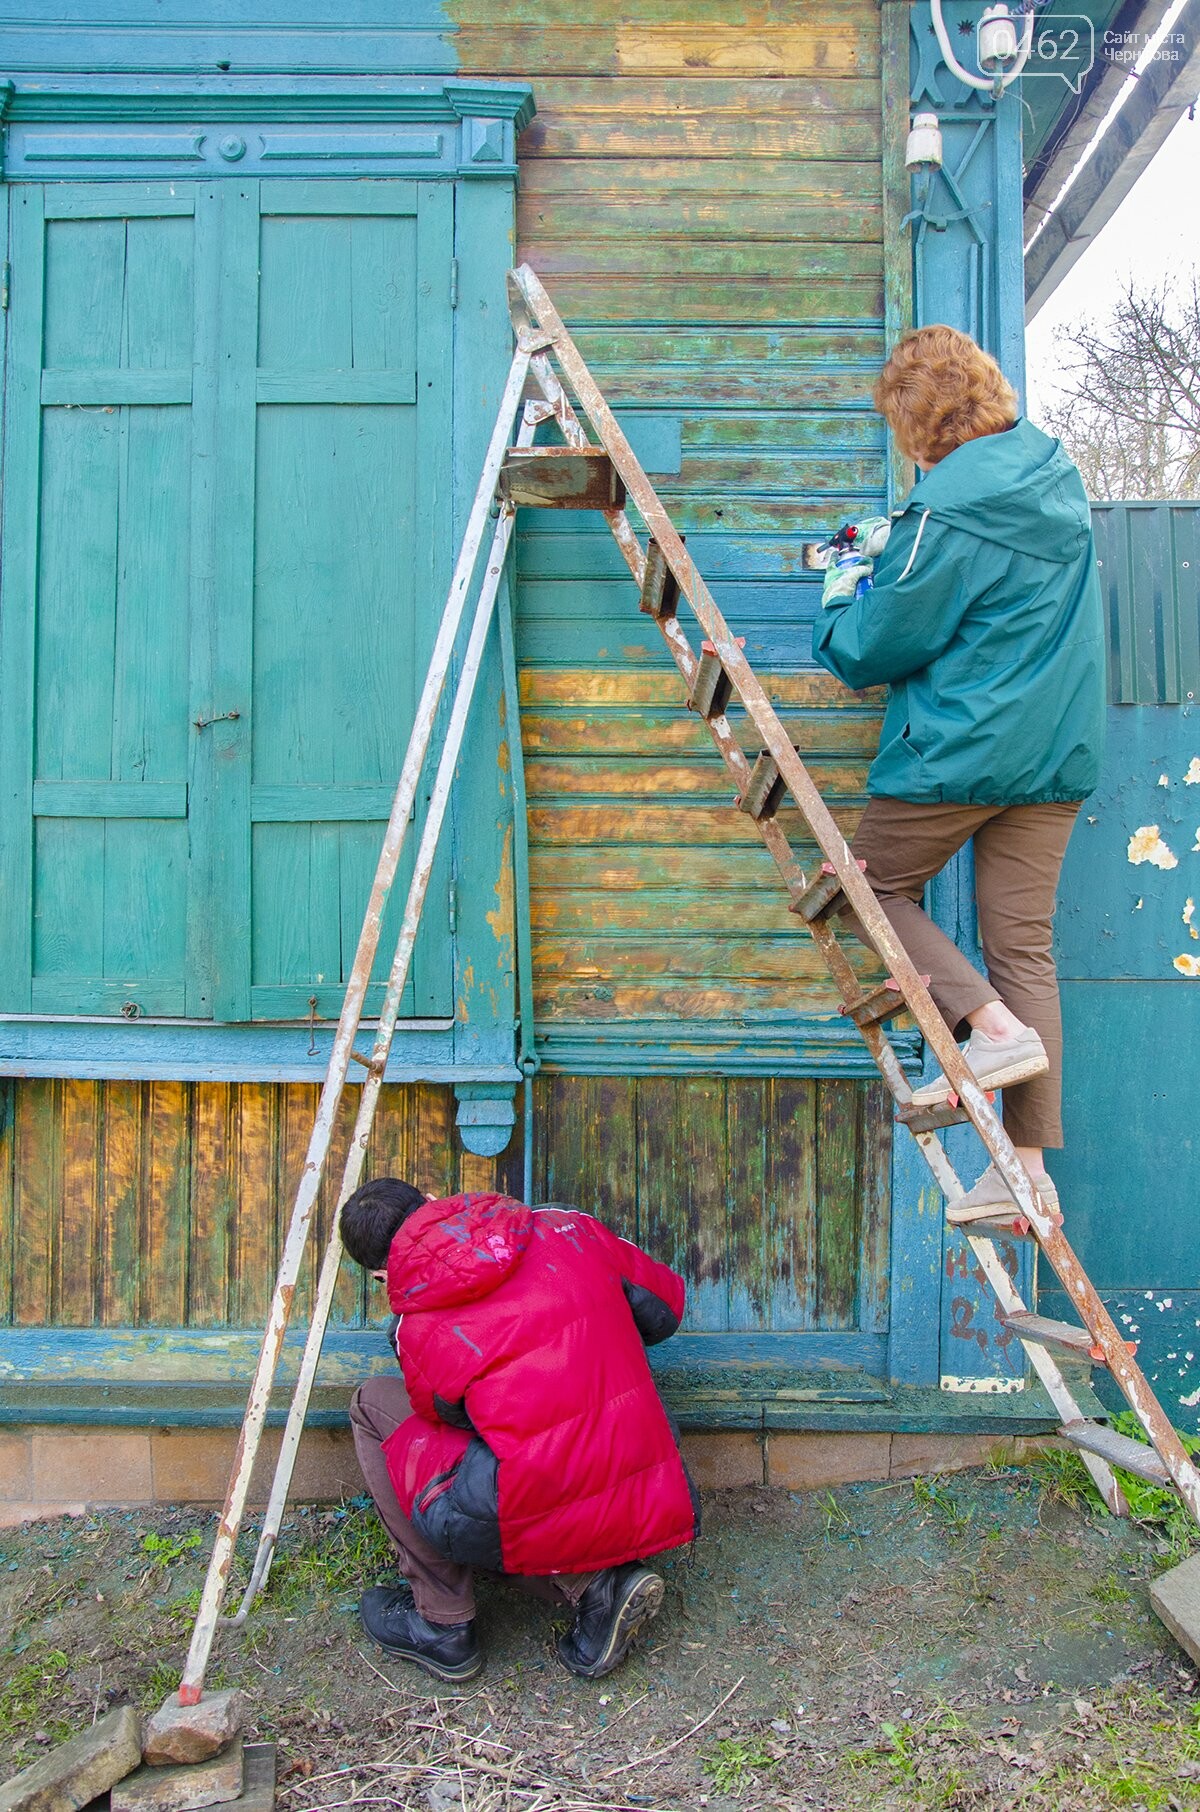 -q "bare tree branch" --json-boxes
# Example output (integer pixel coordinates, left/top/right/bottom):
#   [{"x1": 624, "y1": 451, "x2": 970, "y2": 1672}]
[{"x1": 1038, "y1": 274, "x2": 1200, "y2": 498}]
